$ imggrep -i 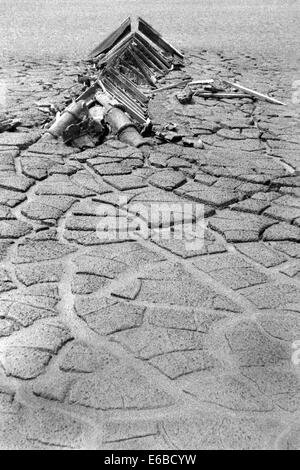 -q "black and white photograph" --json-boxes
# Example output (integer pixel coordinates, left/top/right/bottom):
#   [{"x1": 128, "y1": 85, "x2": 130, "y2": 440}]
[{"x1": 0, "y1": 0, "x2": 300, "y2": 453}]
